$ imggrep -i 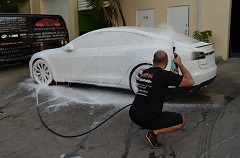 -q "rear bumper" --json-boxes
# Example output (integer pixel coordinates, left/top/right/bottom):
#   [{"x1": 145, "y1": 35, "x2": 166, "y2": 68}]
[
  {"x1": 192, "y1": 75, "x2": 216, "y2": 90},
  {"x1": 190, "y1": 63, "x2": 217, "y2": 90},
  {"x1": 178, "y1": 63, "x2": 217, "y2": 91},
  {"x1": 178, "y1": 75, "x2": 216, "y2": 92},
  {"x1": 191, "y1": 62, "x2": 217, "y2": 85}
]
